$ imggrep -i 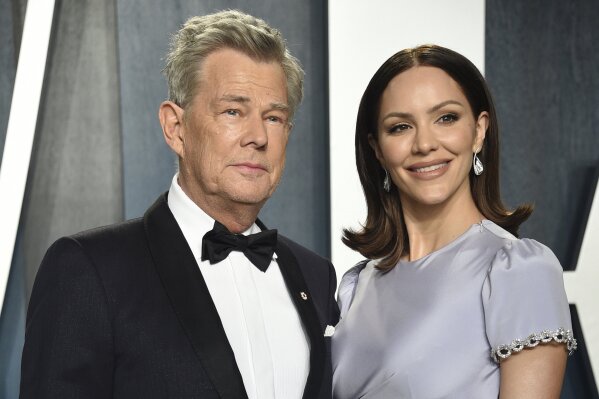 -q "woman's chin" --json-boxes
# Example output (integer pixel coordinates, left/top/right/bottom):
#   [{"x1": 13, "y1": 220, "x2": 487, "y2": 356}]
[{"x1": 405, "y1": 190, "x2": 451, "y2": 207}]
